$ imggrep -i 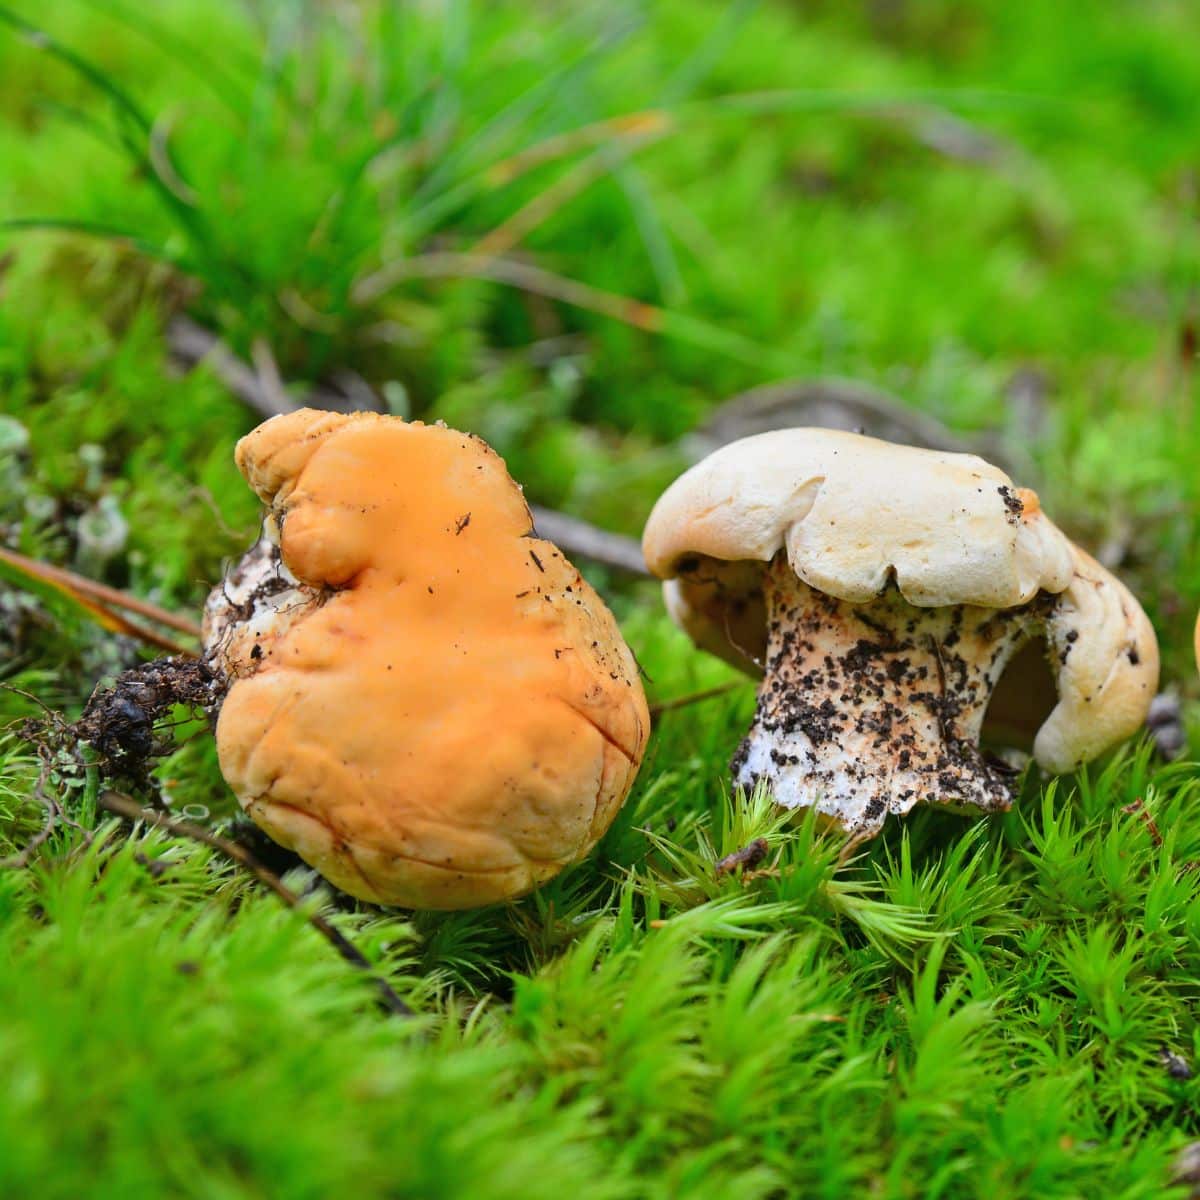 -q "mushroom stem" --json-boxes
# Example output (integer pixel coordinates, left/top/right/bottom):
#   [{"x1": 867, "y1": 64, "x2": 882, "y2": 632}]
[{"x1": 731, "y1": 556, "x2": 1046, "y2": 838}]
